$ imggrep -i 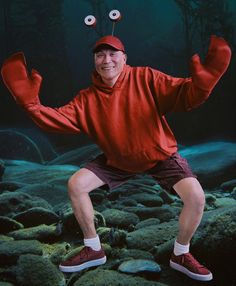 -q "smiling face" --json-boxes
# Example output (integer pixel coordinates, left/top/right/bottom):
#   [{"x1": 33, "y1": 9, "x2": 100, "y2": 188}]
[{"x1": 94, "y1": 48, "x2": 127, "y2": 87}]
